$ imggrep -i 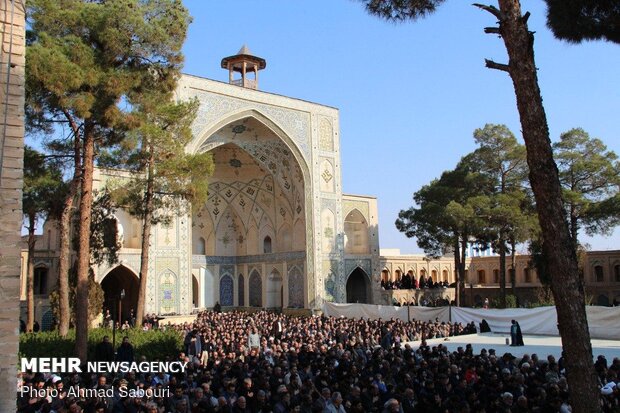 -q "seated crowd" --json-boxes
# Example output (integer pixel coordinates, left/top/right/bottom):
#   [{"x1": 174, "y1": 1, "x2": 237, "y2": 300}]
[{"x1": 17, "y1": 310, "x2": 619, "y2": 413}]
